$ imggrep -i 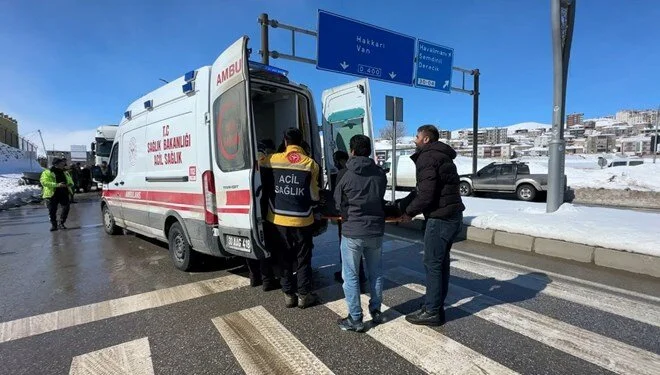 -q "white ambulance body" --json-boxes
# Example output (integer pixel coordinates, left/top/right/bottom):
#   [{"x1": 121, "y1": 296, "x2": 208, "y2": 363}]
[{"x1": 101, "y1": 37, "x2": 373, "y2": 271}]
